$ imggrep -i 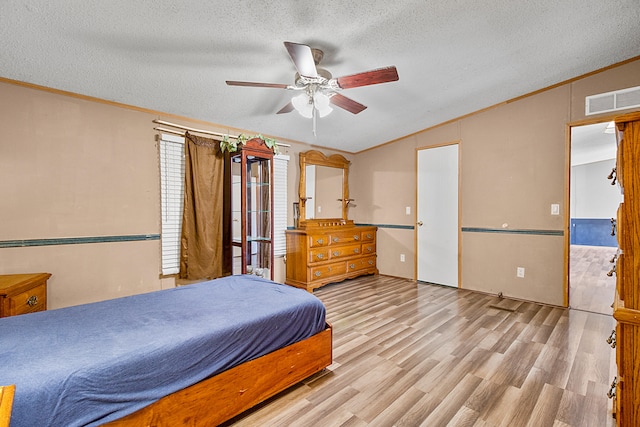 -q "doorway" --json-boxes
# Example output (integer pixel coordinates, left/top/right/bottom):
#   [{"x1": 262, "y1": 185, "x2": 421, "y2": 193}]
[
  {"x1": 416, "y1": 143, "x2": 459, "y2": 287},
  {"x1": 569, "y1": 121, "x2": 620, "y2": 314}
]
